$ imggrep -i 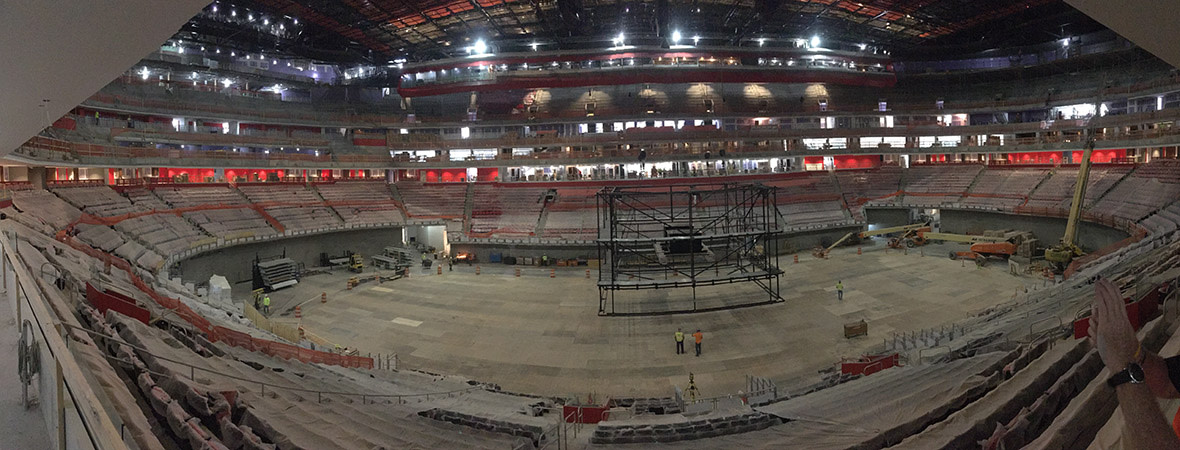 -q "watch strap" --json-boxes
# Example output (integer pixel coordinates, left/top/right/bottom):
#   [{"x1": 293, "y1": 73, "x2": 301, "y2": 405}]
[{"x1": 1107, "y1": 369, "x2": 1132, "y2": 388}]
